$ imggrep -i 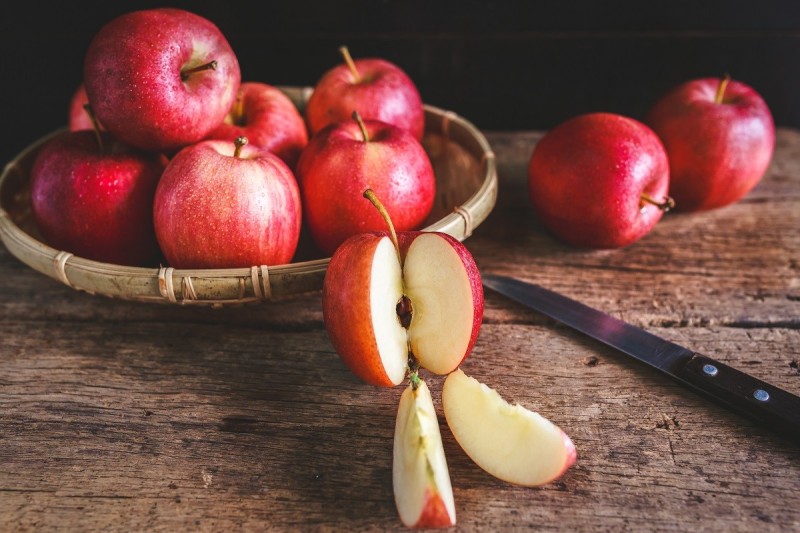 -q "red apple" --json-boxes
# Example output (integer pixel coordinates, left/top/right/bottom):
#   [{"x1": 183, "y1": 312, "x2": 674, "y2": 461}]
[
  {"x1": 205, "y1": 82, "x2": 308, "y2": 169},
  {"x1": 297, "y1": 113, "x2": 435, "y2": 255},
  {"x1": 306, "y1": 46, "x2": 425, "y2": 141},
  {"x1": 393, "y1": 378, "x2": 456, "y2": 528},
  {"x1": 153, "y1": 137, "x2": 301, "y2": 269},
  {"x1": 83, "y1": 8, "x2": 241, "y2": 153},
  {"x1": 322, "y1": 190, "x2": 483, "y2": 386},
  {"x1": 645, "y1": 76, "x2": 776, "y2": 212},
  {"x1": 528, "y1": 112, "x2": 671, "y2": 249},
  {"x1": 443, "y1": 369, "x2": 576, "y2": 487},
  {"x1": 30, "y1": 130, "x2": 163, "y2": 265},
  {"x1": 68, "y1": 84, "x2": 104, "y2": 132}
]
